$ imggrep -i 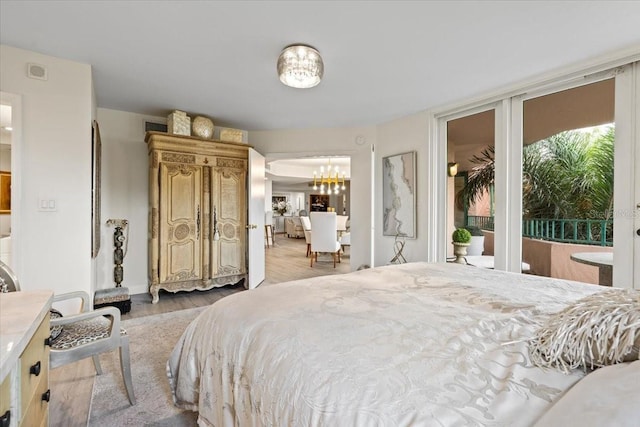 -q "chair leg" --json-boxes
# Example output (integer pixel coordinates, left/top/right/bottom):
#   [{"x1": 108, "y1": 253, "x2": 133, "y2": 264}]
[
  {"x1": 306, "y1": 243, "x2": 310, "y2": 257},
  {"x1": 264, "y1": 225, "x2": 271, "y2": 248},
  {"x1": 119, "y1": 336, "x2": 136, "y2": 405},
  {"x1": 92, "y1": 355, "x2": 103, "y2": 375},
  {"x1": 332, "y1": 252, "x2": 336, "y2": 268},
  {"x1": 310, "y1": 251, "x2": 314, "y2": 267}
]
